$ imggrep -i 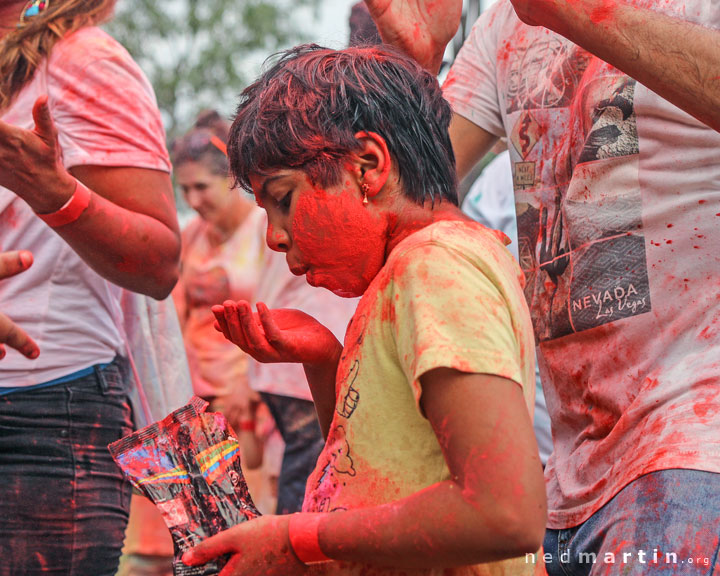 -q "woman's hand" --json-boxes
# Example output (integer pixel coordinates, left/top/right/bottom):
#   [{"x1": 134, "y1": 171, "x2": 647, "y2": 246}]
[
  {"x1": 0, "y1": 251, "x2": 39, "y2": 360},
  {"x1": 212, "y1": 301, "x2": 343, "y2": 367},
  {"x1": 186, "y1": 265, "x2": 231, "y2": 307},
  {"x1": 211, "y1": 385, "x2": 259, "y2": 436},
  {"x1": 364, "y1": 0, "x2": 462, "y2": 73},
  {"x1": 0, "y1": 96, "x2": 76, "y2": 213},
  {"x1": 0, "y1": 96, "x2": 180, "y2": 298},
  {"x1": 182, "y1": 515, "x2": 307, "y2": 576}
]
